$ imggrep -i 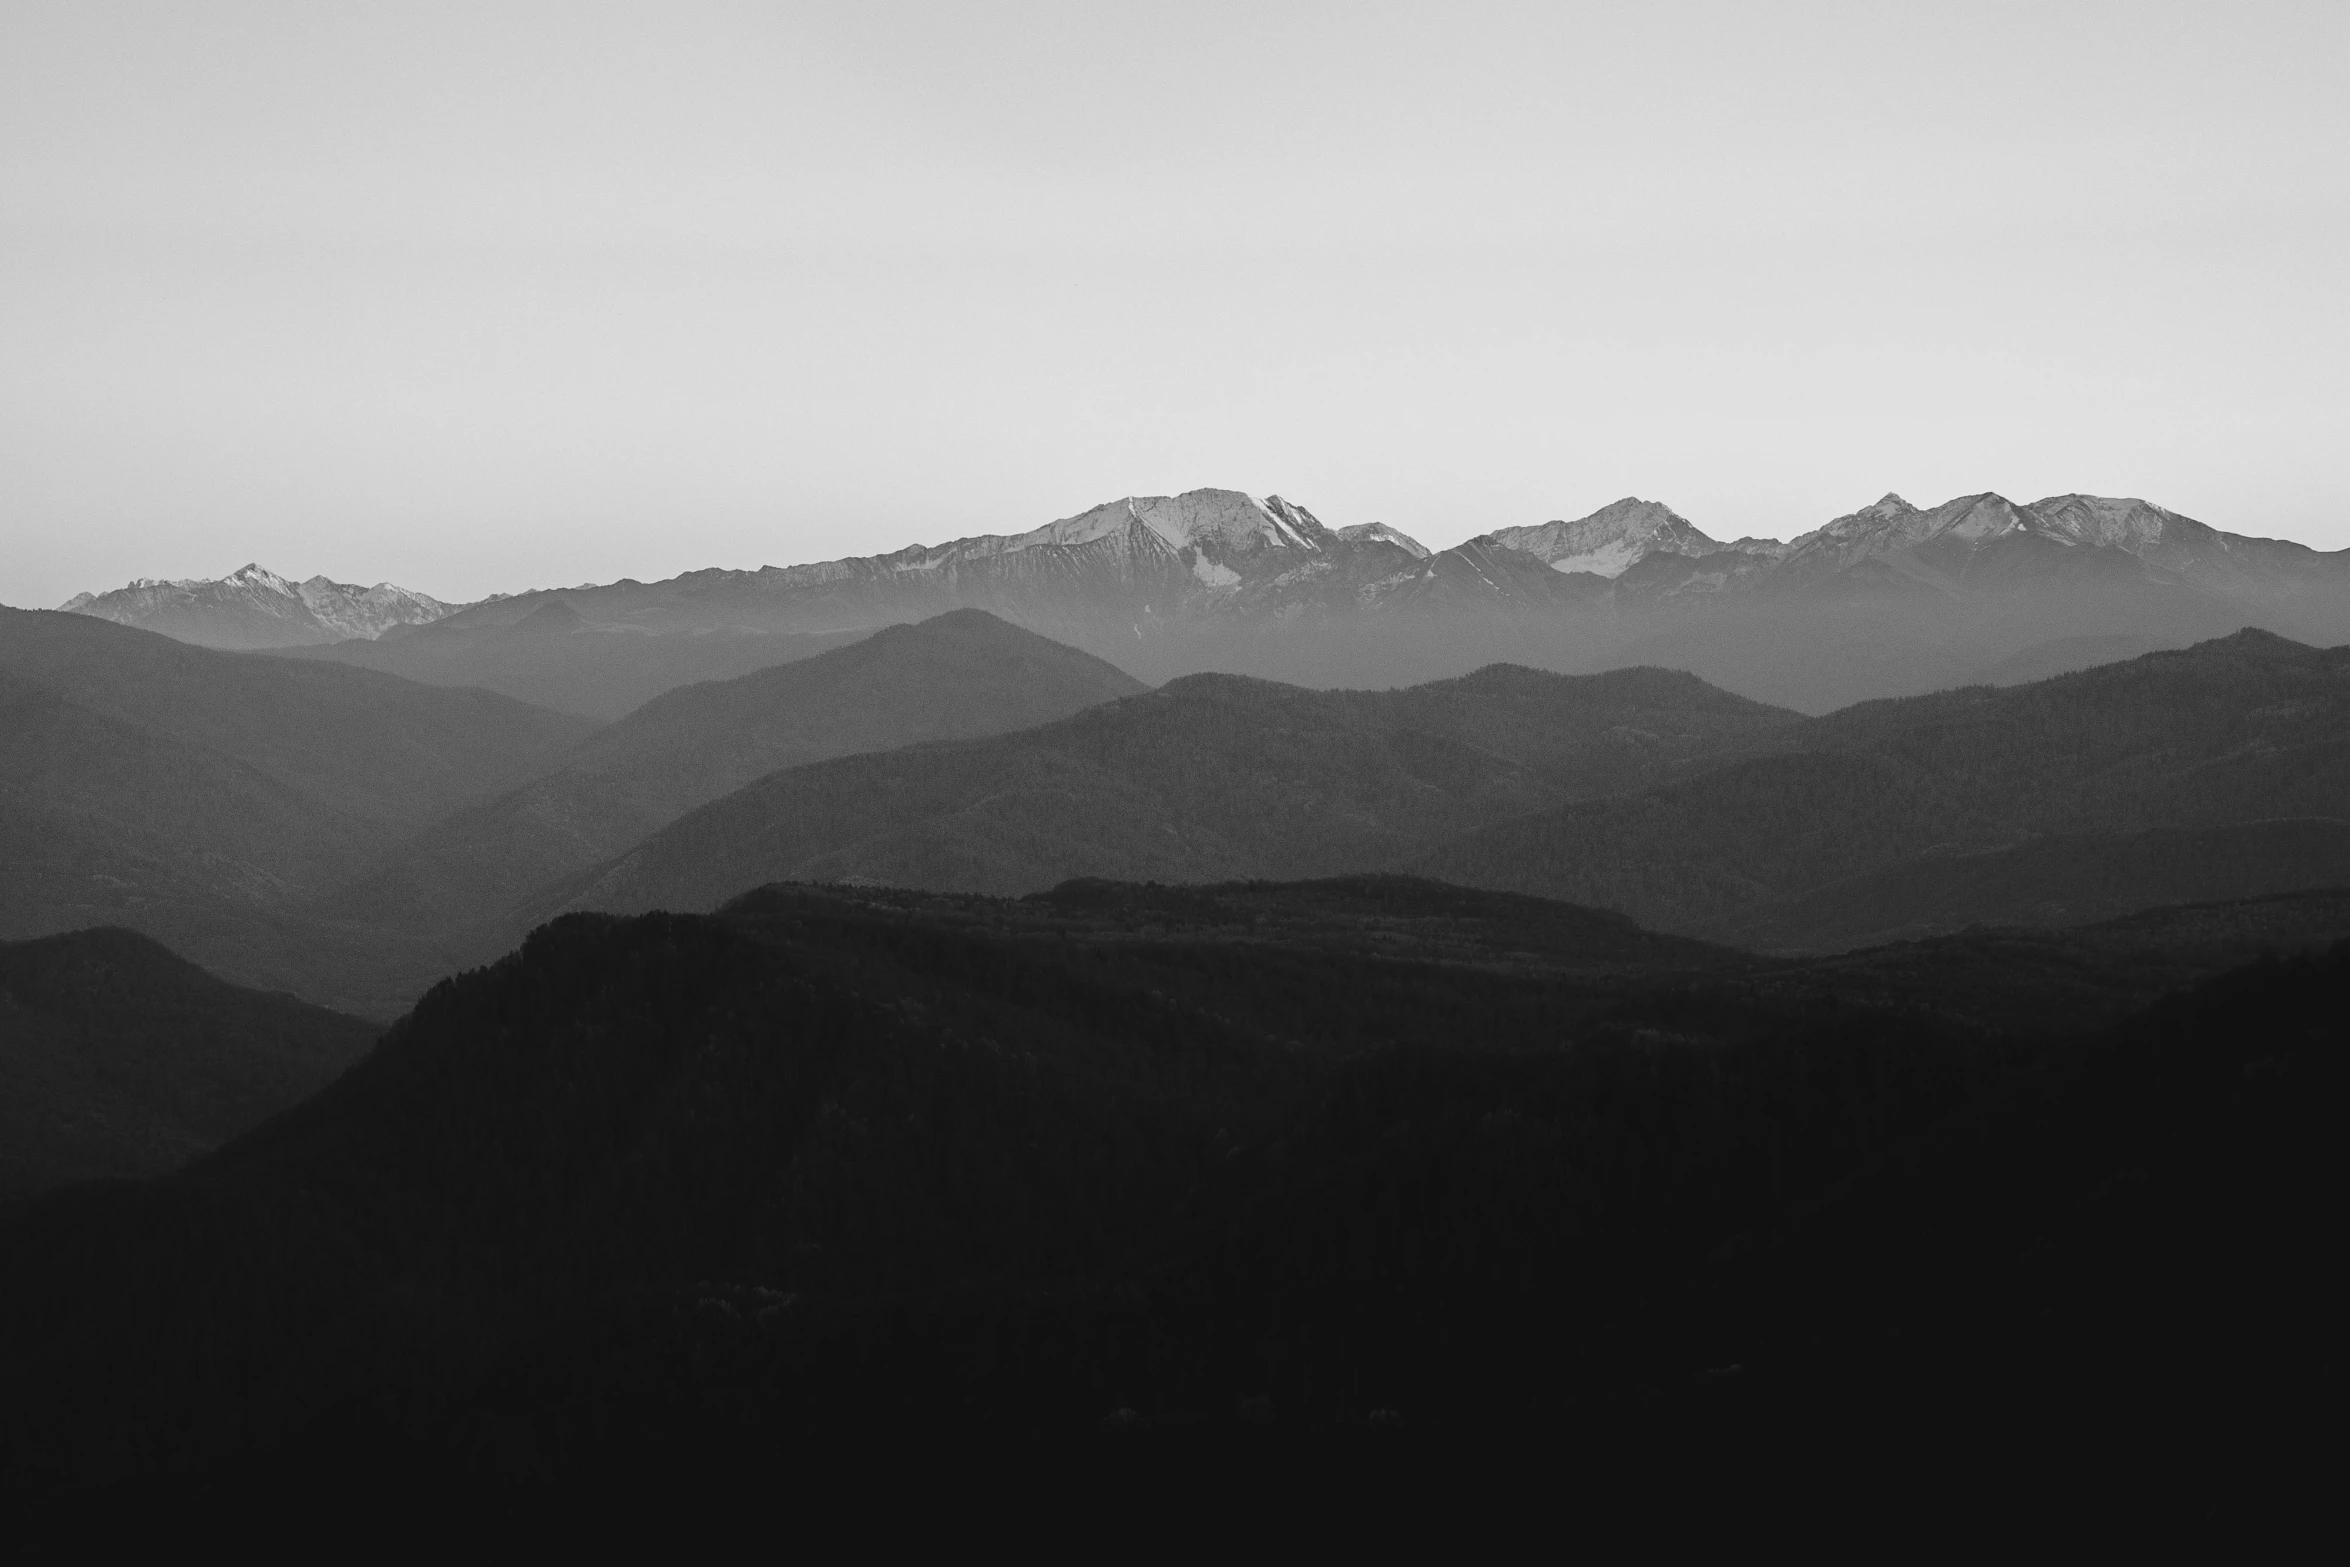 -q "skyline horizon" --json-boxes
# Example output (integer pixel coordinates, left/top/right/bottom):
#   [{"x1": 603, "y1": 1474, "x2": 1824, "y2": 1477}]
[
  {"x1": 24, "y1": 478, "x2": 2346, "y2": 610},
  {"x1": 9, "y1": 3, "x2": 2346, "y2": 615}
]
